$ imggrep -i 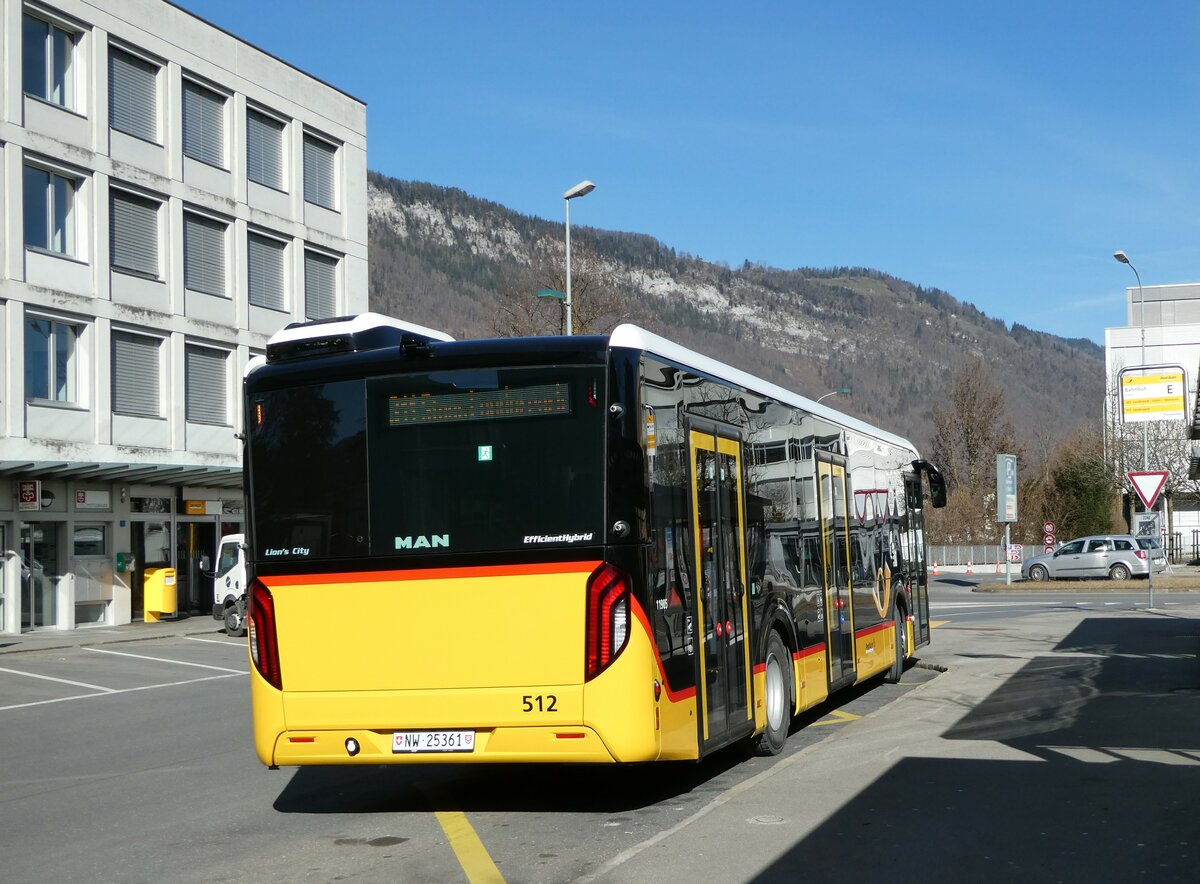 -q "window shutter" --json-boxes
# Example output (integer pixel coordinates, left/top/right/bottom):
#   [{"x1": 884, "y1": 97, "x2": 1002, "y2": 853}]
[
  {"x1": 109, "y1": 49, "x2": 158, "y2": 141},
  {"x1": 184, "y1": 213, "x2": 226, "y2": 296},
  {"x1": 185, "y1": 344, "x2": 227, "y2": 424},
  {"x1": 248, "y1": 233, "x2": 286, "y2": 310},
  {"x1": 247, "y1": 110, "x2": 284, "y2": 189},
  {"x1": 112, "y1": 332, "x2": 160, "y2": 416},
  {"x1": 303, "y1": 135, "x2": 336, "y2": 209},
  {"x1": 111, "y1": 190, "x2": 159, "y2": 276},
  {"x1": 182, "y1": 81, "x2": 225, "y2": 167},
  {"x1": 304, "y1": 250, "x2": 337, "y2": 319}
]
